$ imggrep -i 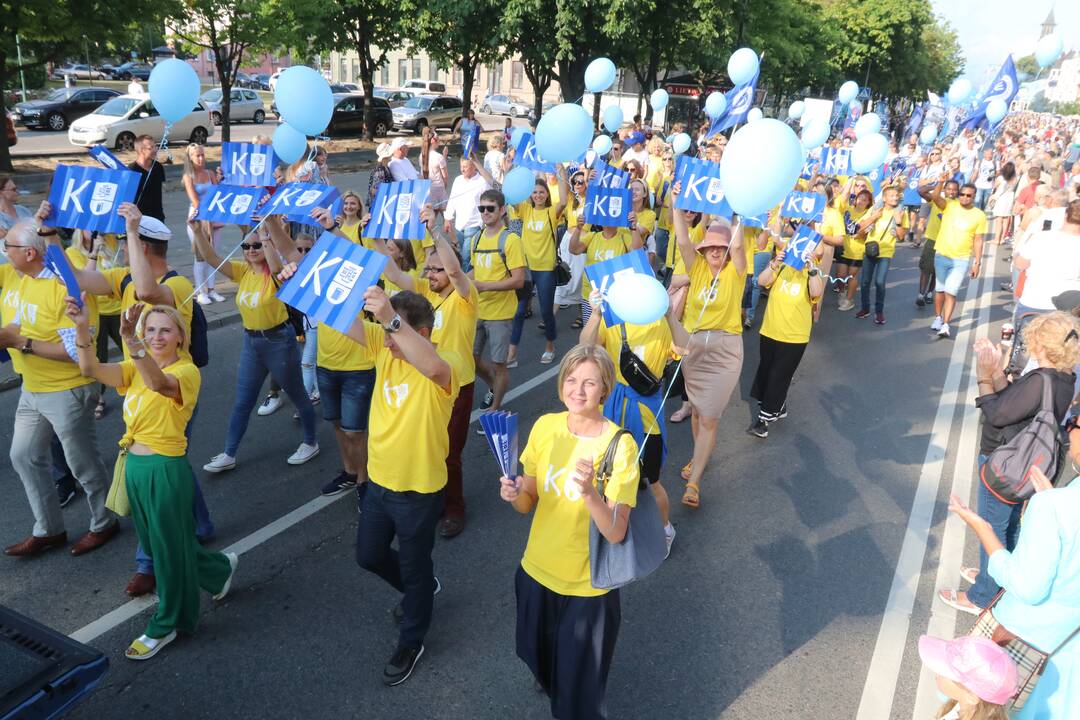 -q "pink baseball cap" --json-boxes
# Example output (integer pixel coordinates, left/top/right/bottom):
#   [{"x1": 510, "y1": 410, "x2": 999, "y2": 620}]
[{"x1": 918, "y1": 635, "x2": 1018, "y2": 705}]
